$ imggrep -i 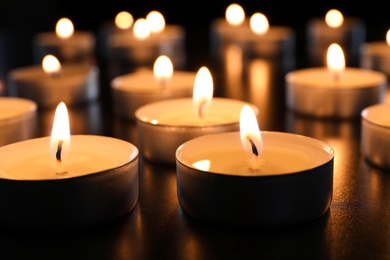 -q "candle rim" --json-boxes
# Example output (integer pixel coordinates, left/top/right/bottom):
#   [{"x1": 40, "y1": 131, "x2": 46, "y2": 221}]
[
  {"x1": 0, "y1": 97, "x2": 37, "y2": 121},
  {"x1": 361, "y1": 104, "x2": 390, "y2": 129}
]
